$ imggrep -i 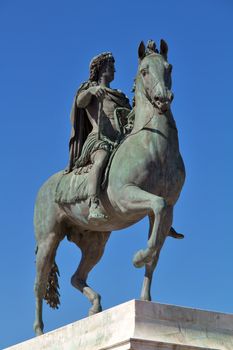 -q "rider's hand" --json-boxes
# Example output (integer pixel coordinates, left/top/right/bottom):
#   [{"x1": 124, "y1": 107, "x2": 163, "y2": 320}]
[{"x1": 89, "y1": 86, "x2": 106, "y2": 99}]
